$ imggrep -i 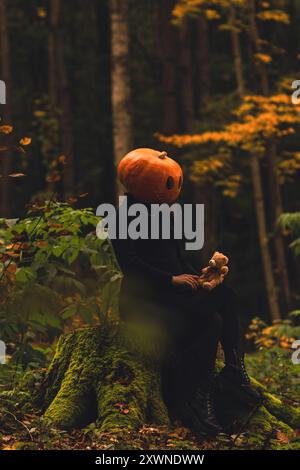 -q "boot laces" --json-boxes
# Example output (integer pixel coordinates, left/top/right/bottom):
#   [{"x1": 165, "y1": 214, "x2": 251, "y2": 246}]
[
  {"x1": 239, "y1": 354, "x2": 251, "y2": 385},
  {"x1": 206, "y1": 382, "x2": 218, "y2": 423}
]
